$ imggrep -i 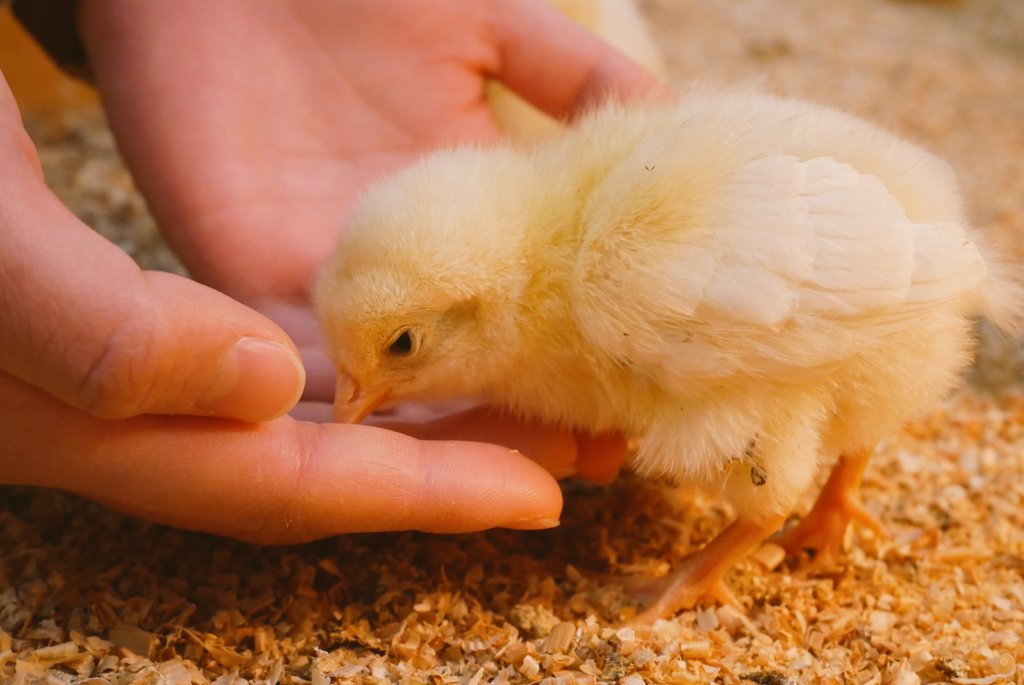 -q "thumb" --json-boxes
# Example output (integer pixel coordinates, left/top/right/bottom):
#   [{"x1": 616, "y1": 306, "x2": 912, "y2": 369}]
[
  {"x1": 0, "y1": 134, "x2": 304, "y2": 422},
  {"x1": 485, "y1": 0, "x2": 670, "y2": 122},
  {"x1": 69, "y1": 270, "x2": 307, "y2": 421}
]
